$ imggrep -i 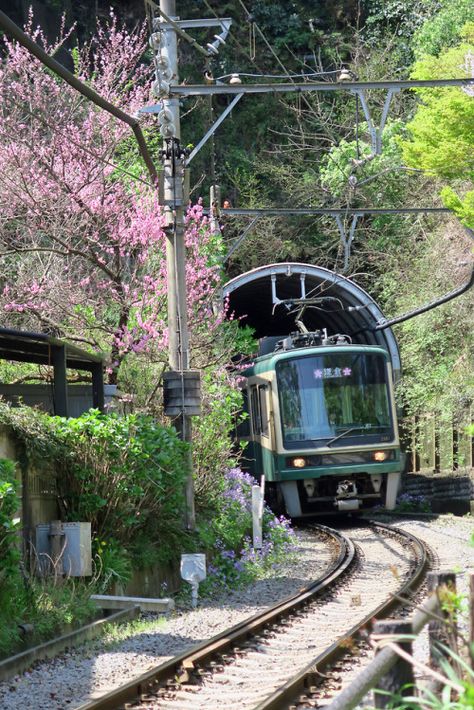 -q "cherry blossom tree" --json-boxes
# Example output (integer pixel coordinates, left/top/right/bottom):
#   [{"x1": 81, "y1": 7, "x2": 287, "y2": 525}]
[{"x1": 0, "y1": 12, "x2": 224, "y2": 384}]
